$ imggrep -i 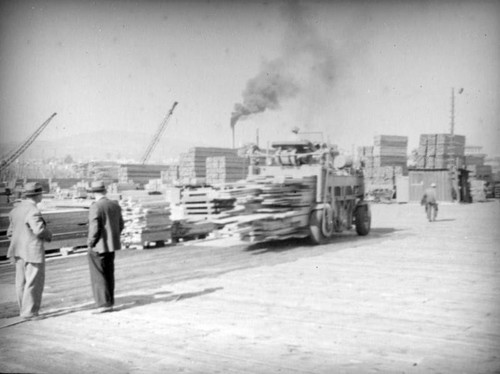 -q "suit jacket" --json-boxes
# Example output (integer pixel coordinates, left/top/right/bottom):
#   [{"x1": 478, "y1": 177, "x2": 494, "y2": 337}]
[
  {"x1": 7, "y1": 200, "x2": 53, "y2": 263},
  {"x1": 421, "y1": 188, "x2": 438, "y2": 205},
  {"x1": 87, "y1": 196, "x2": 124, "y2": 253}
]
